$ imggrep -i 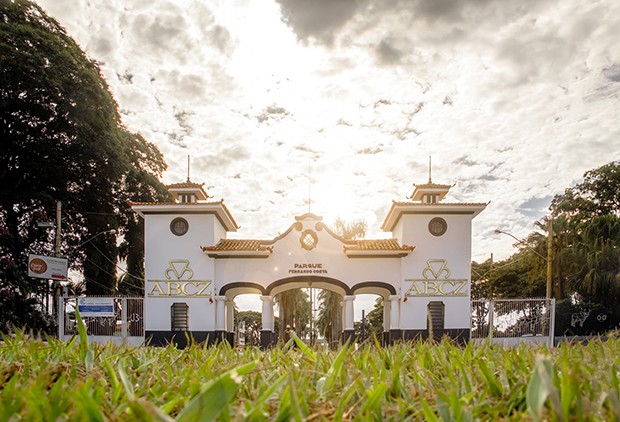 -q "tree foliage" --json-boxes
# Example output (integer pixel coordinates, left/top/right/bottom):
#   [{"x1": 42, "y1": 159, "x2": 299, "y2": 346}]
[
  {"x1": 0, "y1": 0, "x2": 170, "y2": 331},
  {"x1": 274, "y1": 289, "x2": 310, "y2": 341},
  {"x1": 316, "y1": 218, "x2": 368, "y2": 345},
  {"x1": 234, "y1": 310, "x2": 262, "y2": 346},
  {"x1": 473, "y1": 161, "x2": 620, "y2": 325}
]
